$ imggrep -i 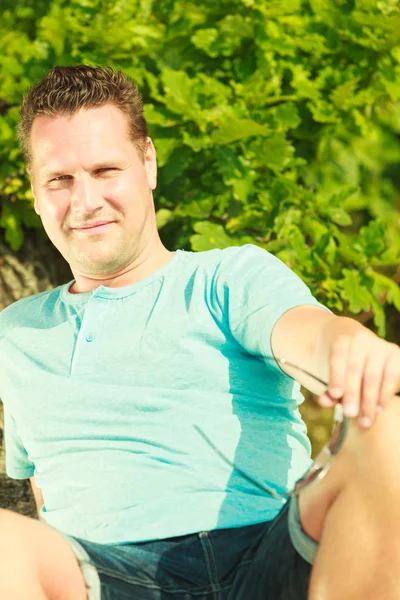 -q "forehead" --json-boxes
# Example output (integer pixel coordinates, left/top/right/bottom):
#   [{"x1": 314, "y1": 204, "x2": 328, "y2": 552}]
[{"x1": 31, "y1": 104, "x2": 132, "y2": 171}]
